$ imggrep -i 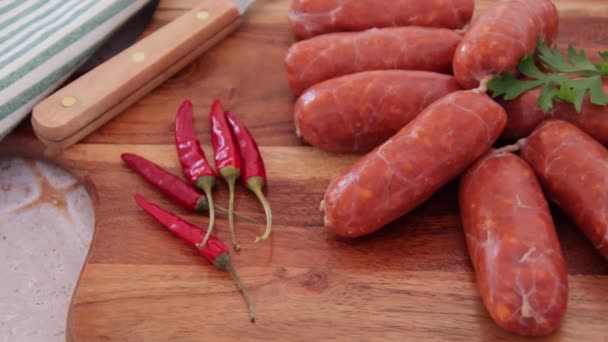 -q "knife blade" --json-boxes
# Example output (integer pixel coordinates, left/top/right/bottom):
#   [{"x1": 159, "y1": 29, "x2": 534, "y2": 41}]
[{"x1": 32, "y1": 0, "x2": 256, "y2": 149}]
